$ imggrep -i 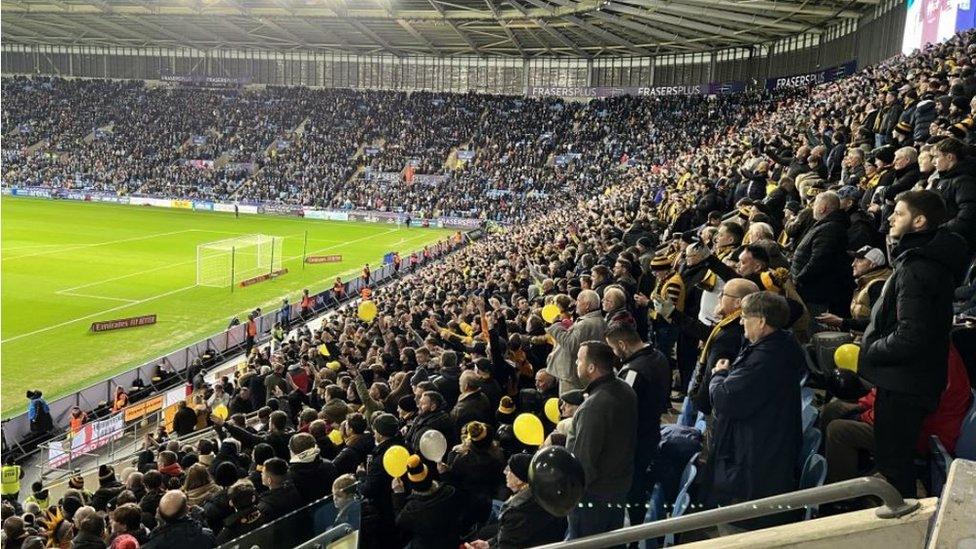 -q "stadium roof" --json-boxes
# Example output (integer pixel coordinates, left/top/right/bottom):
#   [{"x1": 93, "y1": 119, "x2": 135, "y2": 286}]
[{"x1": 1, "y1": 0, "x2": 878, "y2": 57}]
